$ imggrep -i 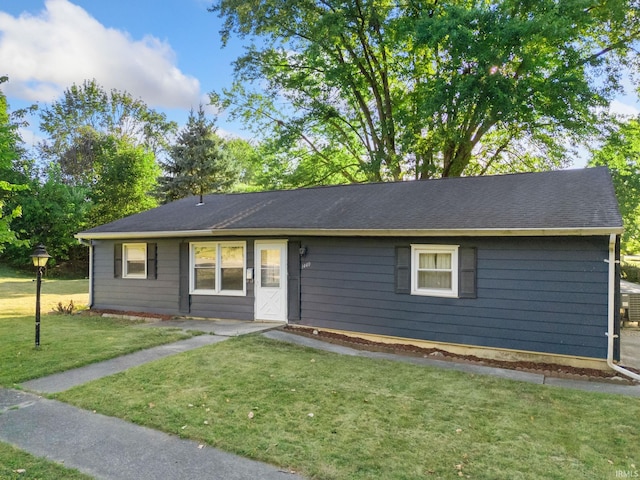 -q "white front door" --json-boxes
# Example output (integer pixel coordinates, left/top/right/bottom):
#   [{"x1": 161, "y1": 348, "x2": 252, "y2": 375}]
[{"x1": 255, "y1": 241, "x2": 288, "y2": 322}]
